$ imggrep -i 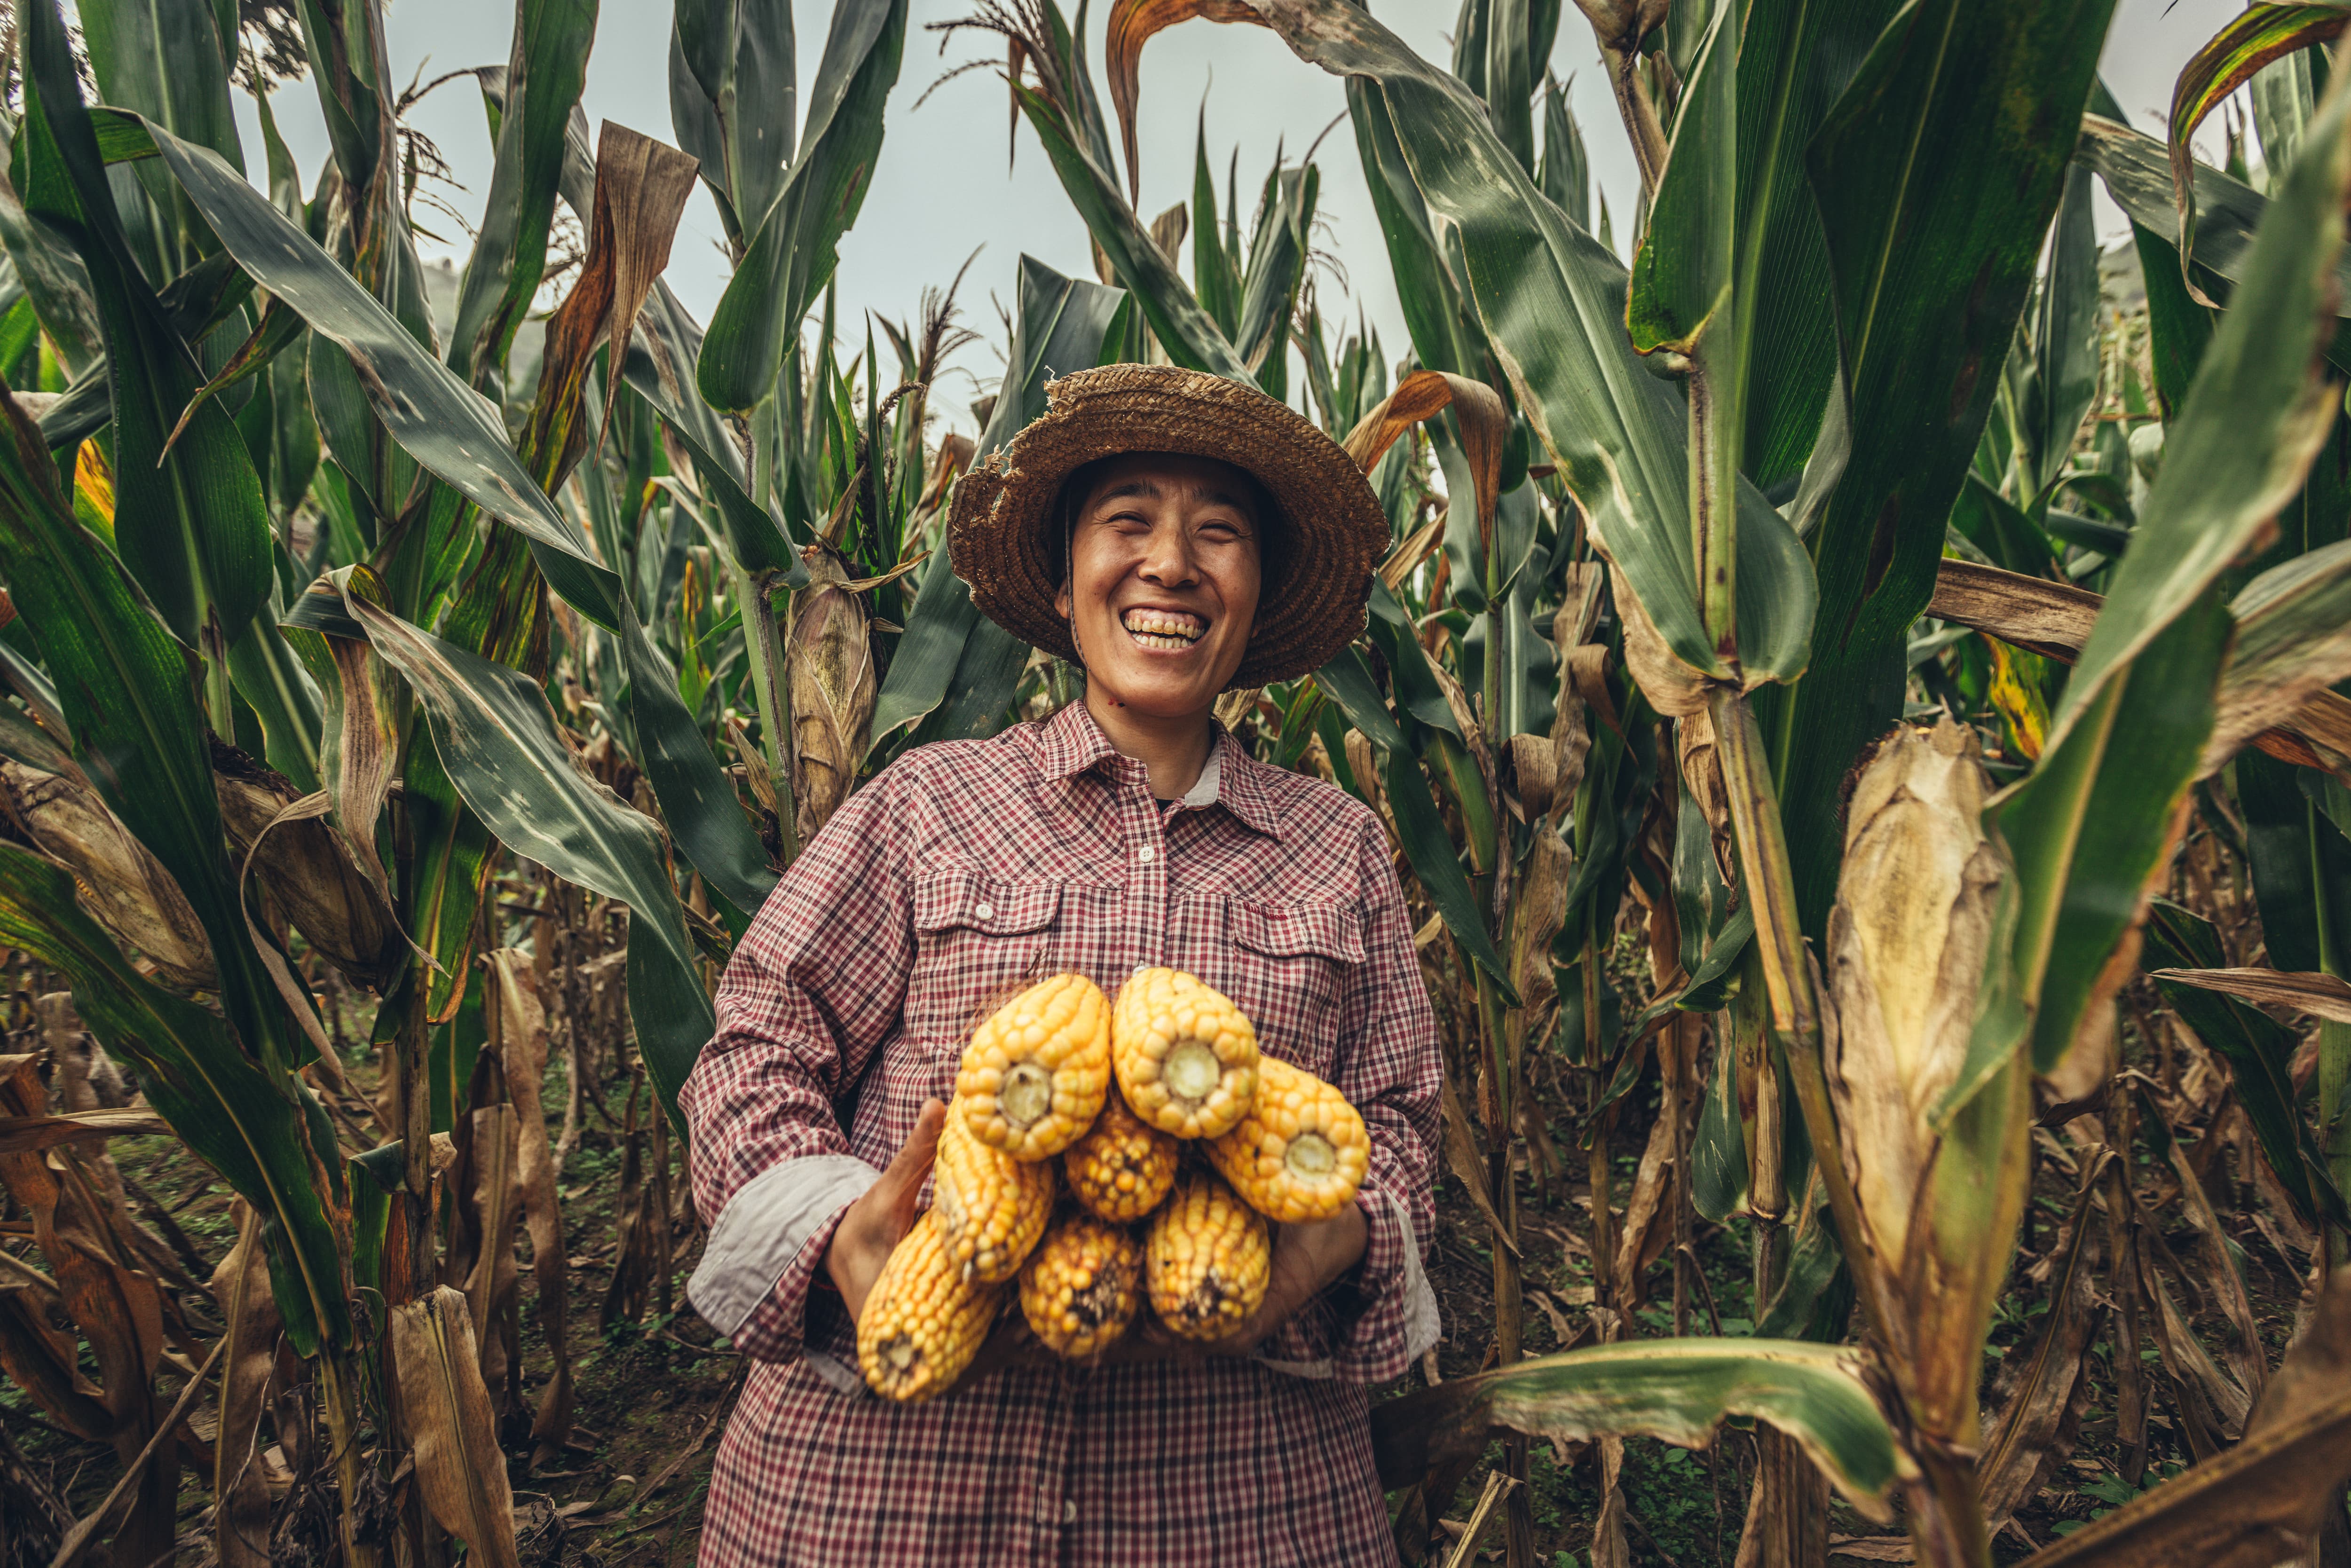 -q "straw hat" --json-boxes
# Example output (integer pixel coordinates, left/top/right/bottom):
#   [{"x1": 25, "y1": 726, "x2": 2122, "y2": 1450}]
[{"x1": 948, "y1": 364, "x2": 1390, "y2": 688}]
